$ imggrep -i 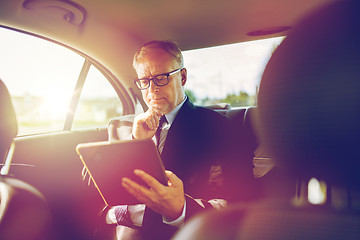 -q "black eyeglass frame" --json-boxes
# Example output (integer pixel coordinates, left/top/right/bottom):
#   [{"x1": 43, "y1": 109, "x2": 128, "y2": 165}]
[{"x1": 134, "y1": 68, "x2": 184, "y2": 90}]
